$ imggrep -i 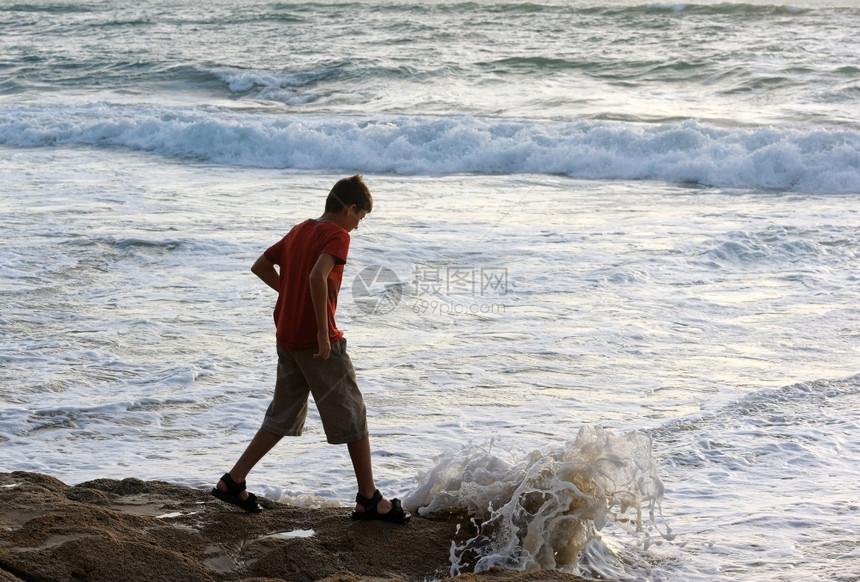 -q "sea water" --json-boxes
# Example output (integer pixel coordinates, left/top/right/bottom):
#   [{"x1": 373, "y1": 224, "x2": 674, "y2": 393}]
[{"x1": 1, "y1": 1, "x2": 859, "y2": 581}]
